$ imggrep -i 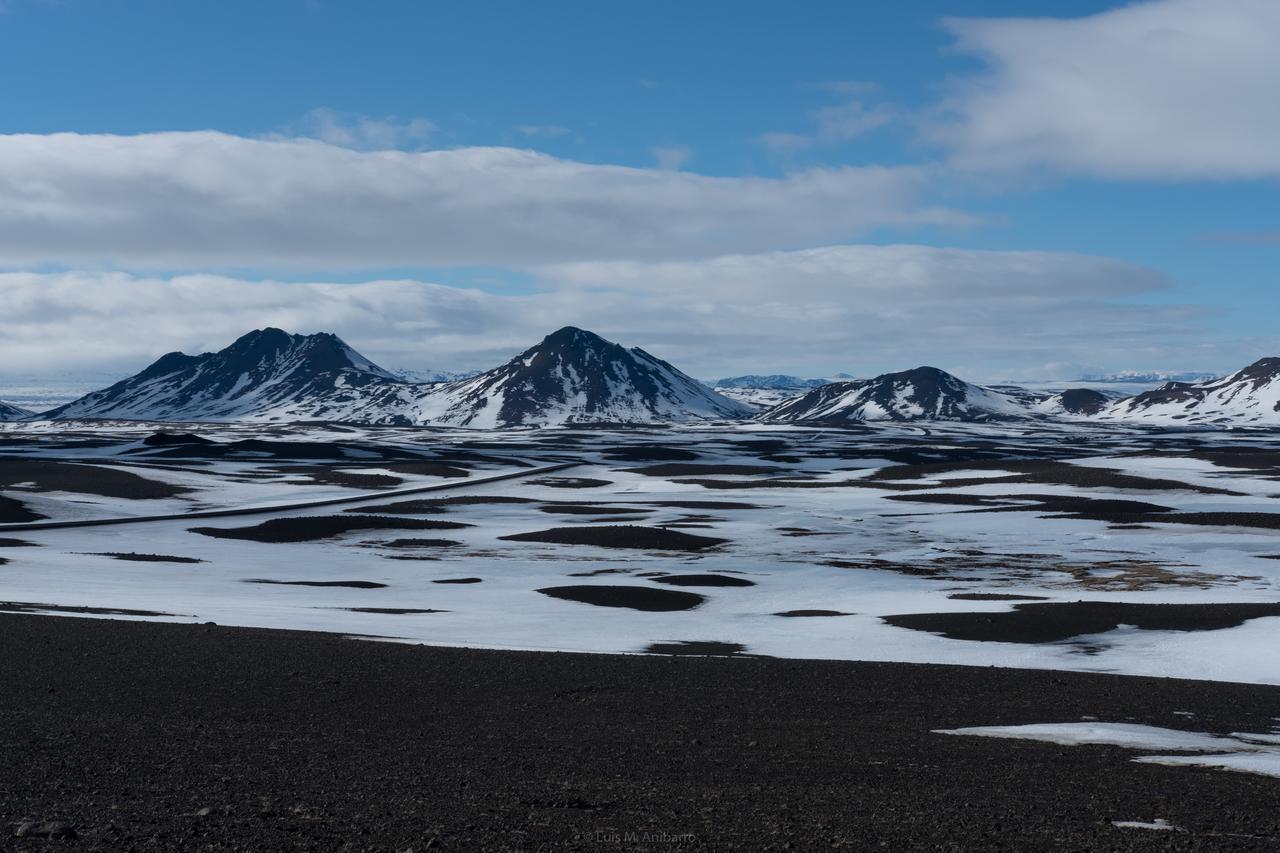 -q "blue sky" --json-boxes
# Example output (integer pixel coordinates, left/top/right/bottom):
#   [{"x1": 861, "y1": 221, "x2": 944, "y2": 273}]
[{"x1": 0, "y1": 0, "x2": 1276, "y2": 380}]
